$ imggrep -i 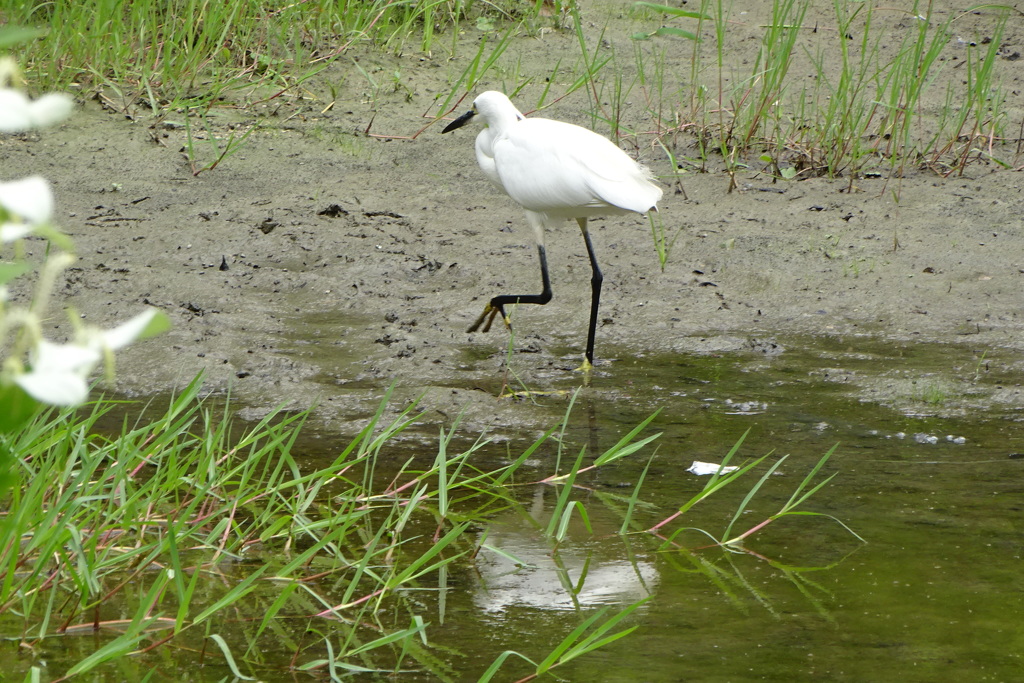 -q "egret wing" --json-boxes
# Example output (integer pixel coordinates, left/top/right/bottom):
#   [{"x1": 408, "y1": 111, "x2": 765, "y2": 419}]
[{"x1": 492, "y1": 119, "x2": 660, "y2": 216}]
